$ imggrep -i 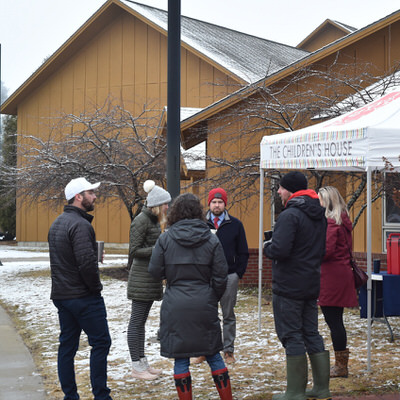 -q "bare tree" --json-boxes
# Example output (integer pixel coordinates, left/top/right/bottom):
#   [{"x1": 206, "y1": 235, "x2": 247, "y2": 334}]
[
  {"x1": 1, "y1": 100, "x2": 168, "y2": 221},
  {"x1": 0, "y1": 115, "x2": 17, "y2": 237}
]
